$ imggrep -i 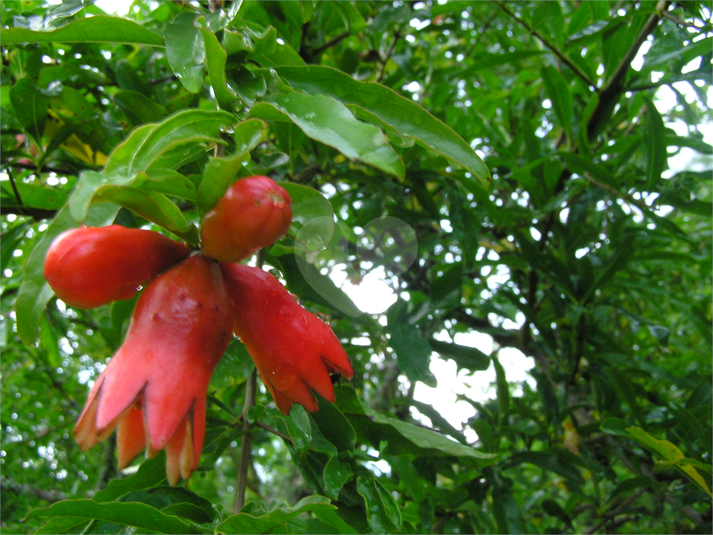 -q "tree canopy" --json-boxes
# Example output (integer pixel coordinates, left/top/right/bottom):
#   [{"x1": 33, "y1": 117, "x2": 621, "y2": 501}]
[{"x1": 1, "y1": 1, "x2": 711, "y2": 534}]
